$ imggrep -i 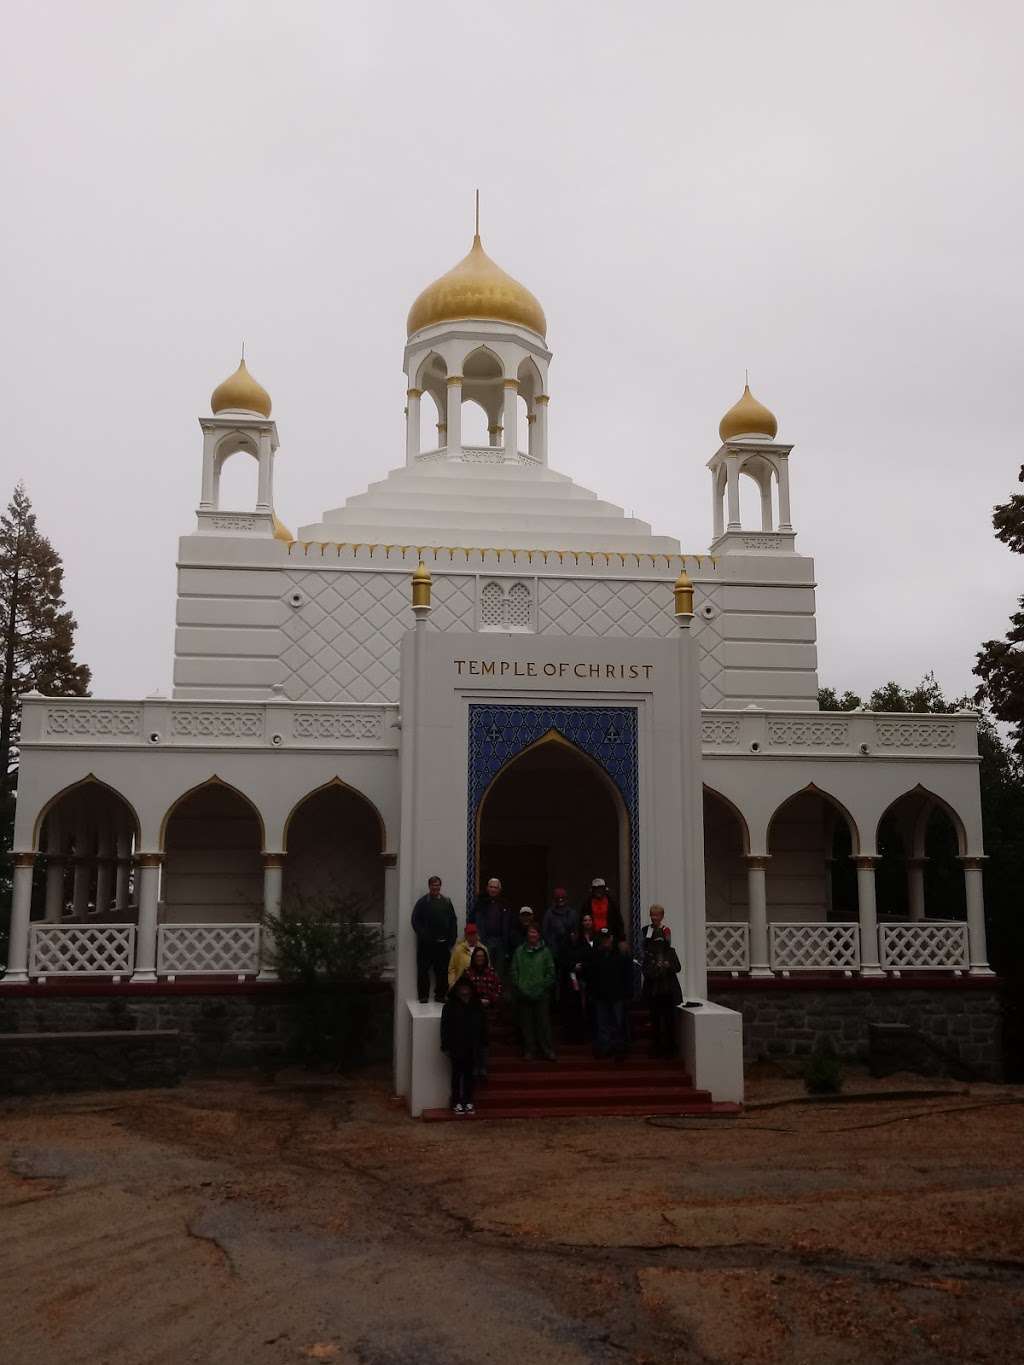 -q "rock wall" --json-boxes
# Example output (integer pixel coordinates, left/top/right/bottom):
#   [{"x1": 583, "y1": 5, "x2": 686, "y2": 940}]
[{"x1": 711, "y1": 983, "x2": 1002, "y2": 1079}]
